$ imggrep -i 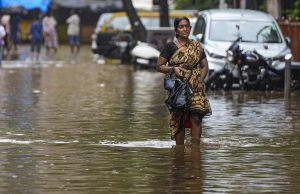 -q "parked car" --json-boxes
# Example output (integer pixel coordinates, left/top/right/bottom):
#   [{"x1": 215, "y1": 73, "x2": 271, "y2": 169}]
[
  {"x1": 91, "y1": 11, "x2": 194, "y2": 63},
  {"x1": 190, "y1": 9, "x2": 294, "y2": 84}
]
